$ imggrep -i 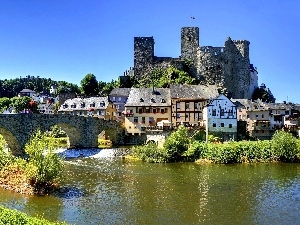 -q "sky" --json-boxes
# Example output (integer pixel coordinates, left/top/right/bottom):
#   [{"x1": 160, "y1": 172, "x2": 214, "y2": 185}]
[{"x1": 0, "y1": 0, "x2": 299, "y2": 103}]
